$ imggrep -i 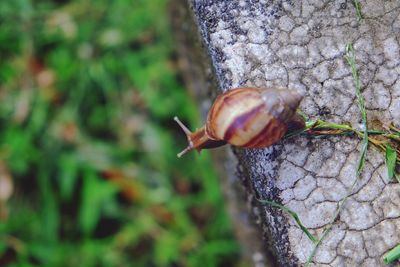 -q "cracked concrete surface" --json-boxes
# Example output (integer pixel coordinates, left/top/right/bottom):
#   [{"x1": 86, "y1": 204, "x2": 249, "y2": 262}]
[{"x1": 189, "y1": 0, "x2": 400, "y2": 266}]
